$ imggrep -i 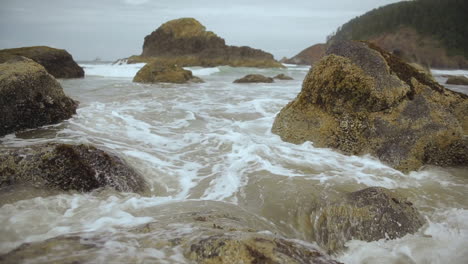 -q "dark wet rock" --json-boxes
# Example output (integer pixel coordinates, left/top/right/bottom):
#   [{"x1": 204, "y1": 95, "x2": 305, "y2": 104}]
[
  {"x1": 0, "y1": 200, "x2": 341, "y2": 264},
  {"x1": 272, "y1": 40, "x2": 468, "y2": 172},
  {"x1": 273, "y1": 73, "x2": 294, "y2": 80},
  {"x1": 446, "y1": 75, "x2": 468, "y2": 85},
  {"x1": 234, "y1": 74, "x2": 274, "y2": 83},
  {"x1": 0, "y1": 143, "x2": 149, "y2": 193},
  {"x1": 0, "y1": 46, "x2": 84, "y2": 78},
  {"x1": 310, "y1": 187, "x2": 425, "y2": 253},
  {"x1": 0, "y1": 57, "x2": 78, "y2": 137},
  {"x1": 133, "y1": 62, "x2": 204, "y2": 84},
  {"x1": 128, "y1": 18, "x2": 283, "y2": 68}
]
